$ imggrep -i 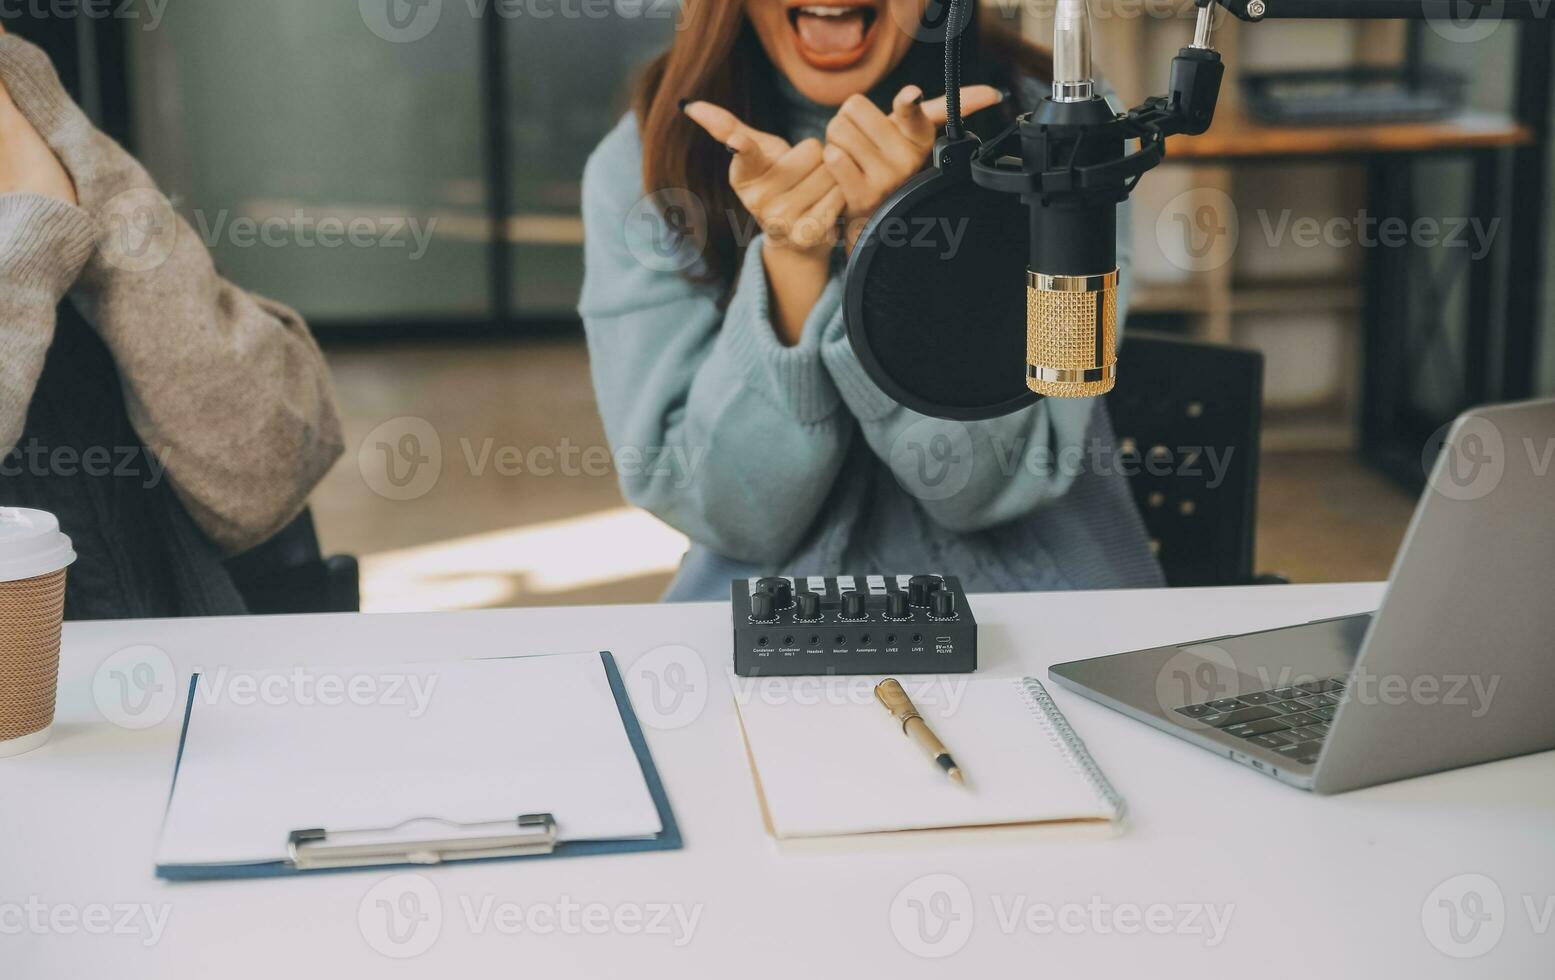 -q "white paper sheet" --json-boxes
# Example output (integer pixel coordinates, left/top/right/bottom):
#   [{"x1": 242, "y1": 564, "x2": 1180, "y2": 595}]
[
  {"x1": 156, "y1": 652, "x2": 661, "y2": 868},
  {"x1": 733, "y1": 674, "x2": 1119, "y2": 839}
]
